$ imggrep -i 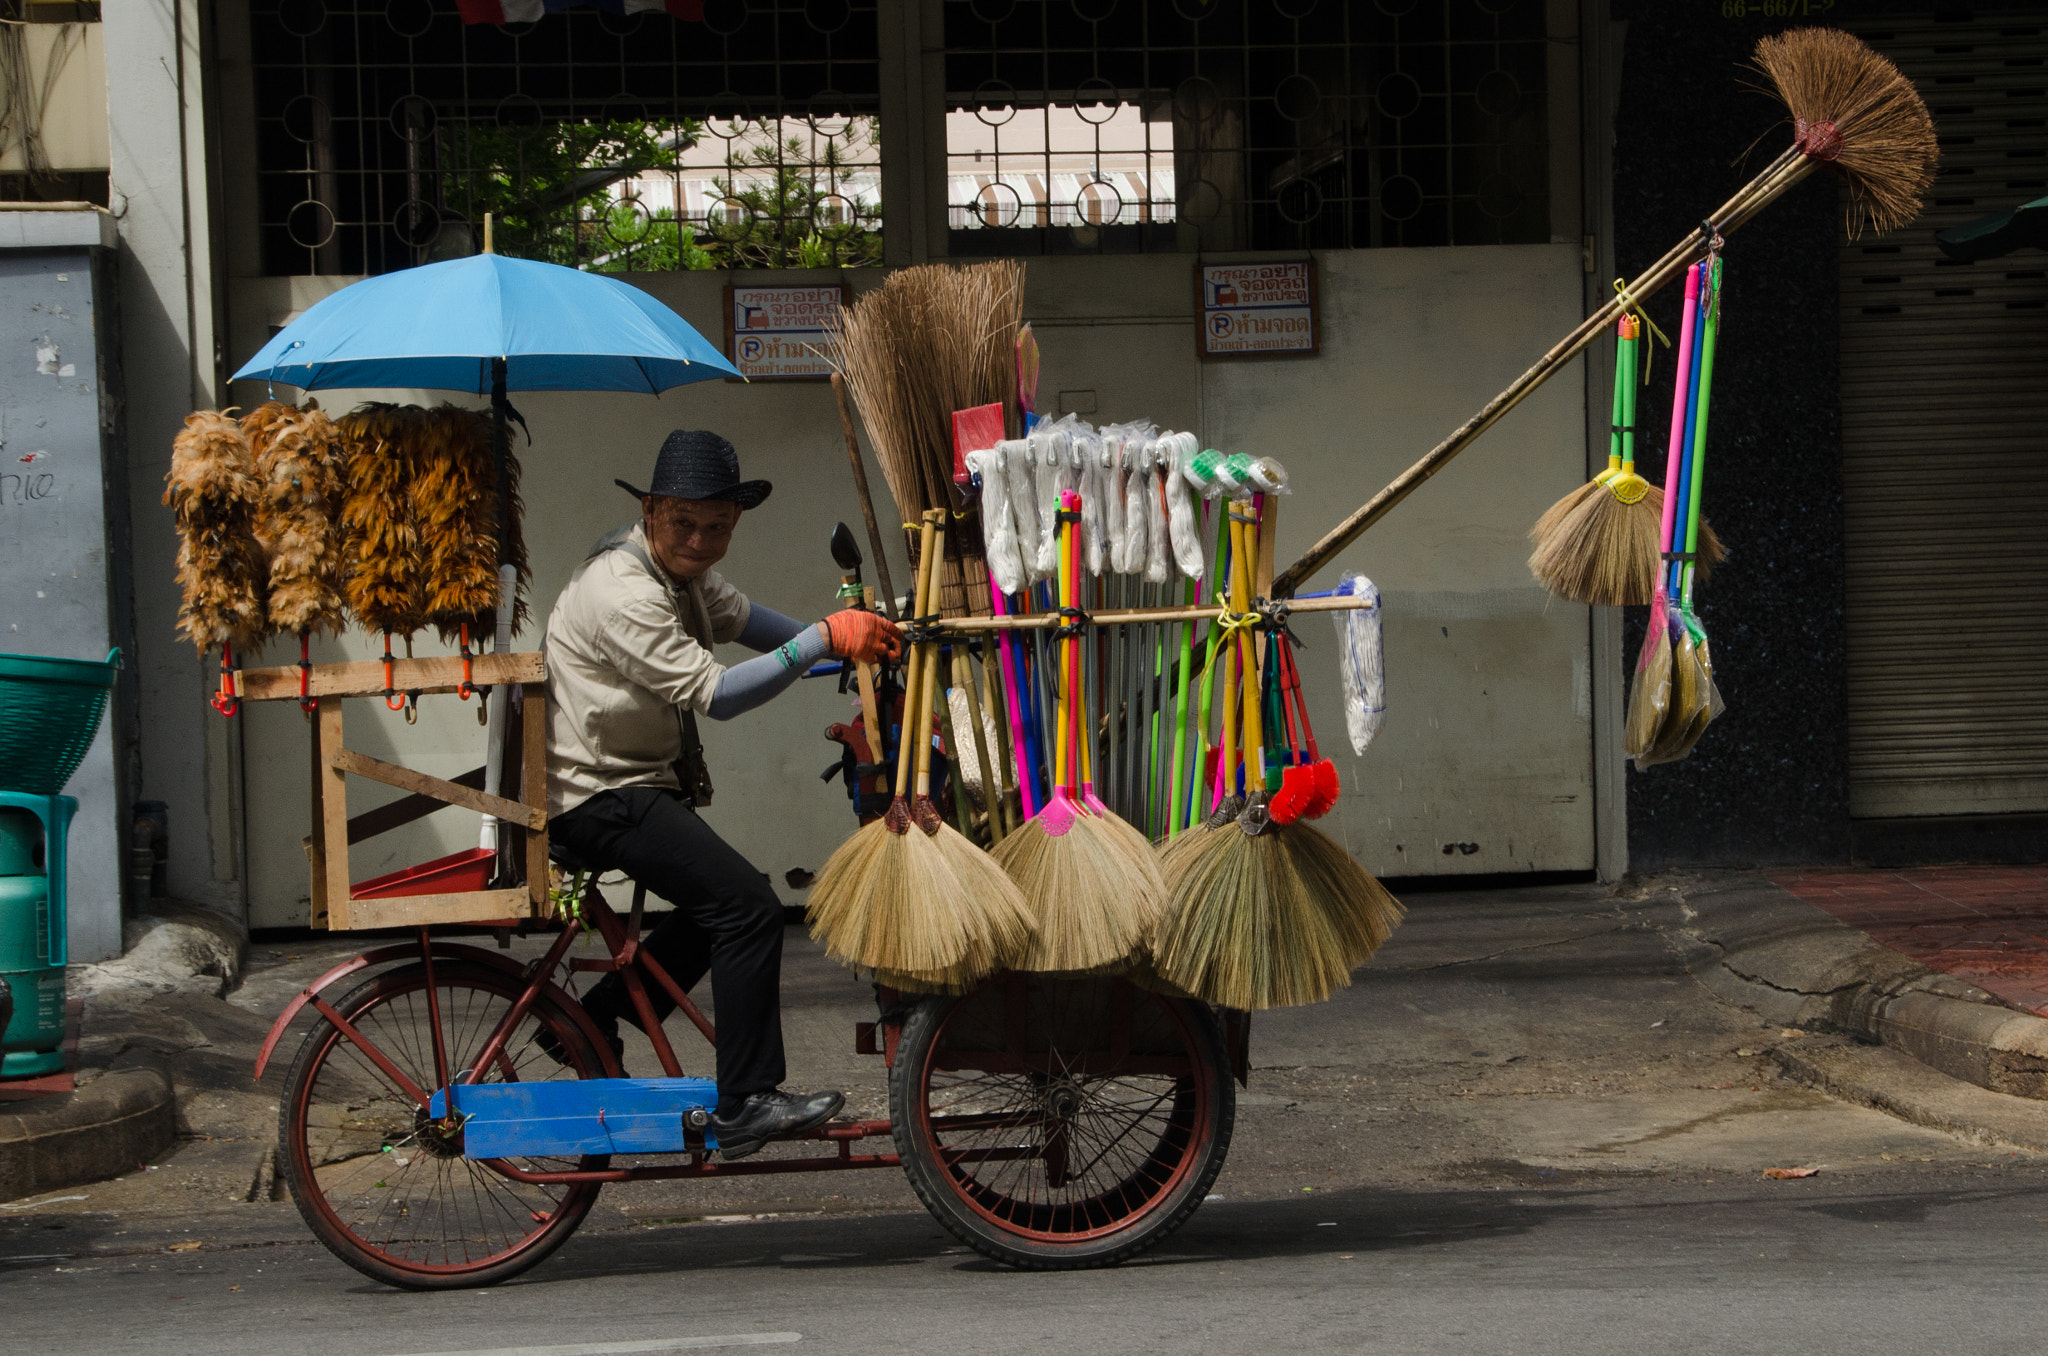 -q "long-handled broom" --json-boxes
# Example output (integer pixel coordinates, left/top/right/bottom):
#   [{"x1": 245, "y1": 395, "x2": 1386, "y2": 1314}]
[
  {"x1": 809, "y1": 512, "x2": 1032, "y2": 991},
  {"x1": 997, "y1": 491, "x2": 1165, "y2": 972},
  {"x1": 1271, "y1": 28, "x2": 1937, "y2": 604}
]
